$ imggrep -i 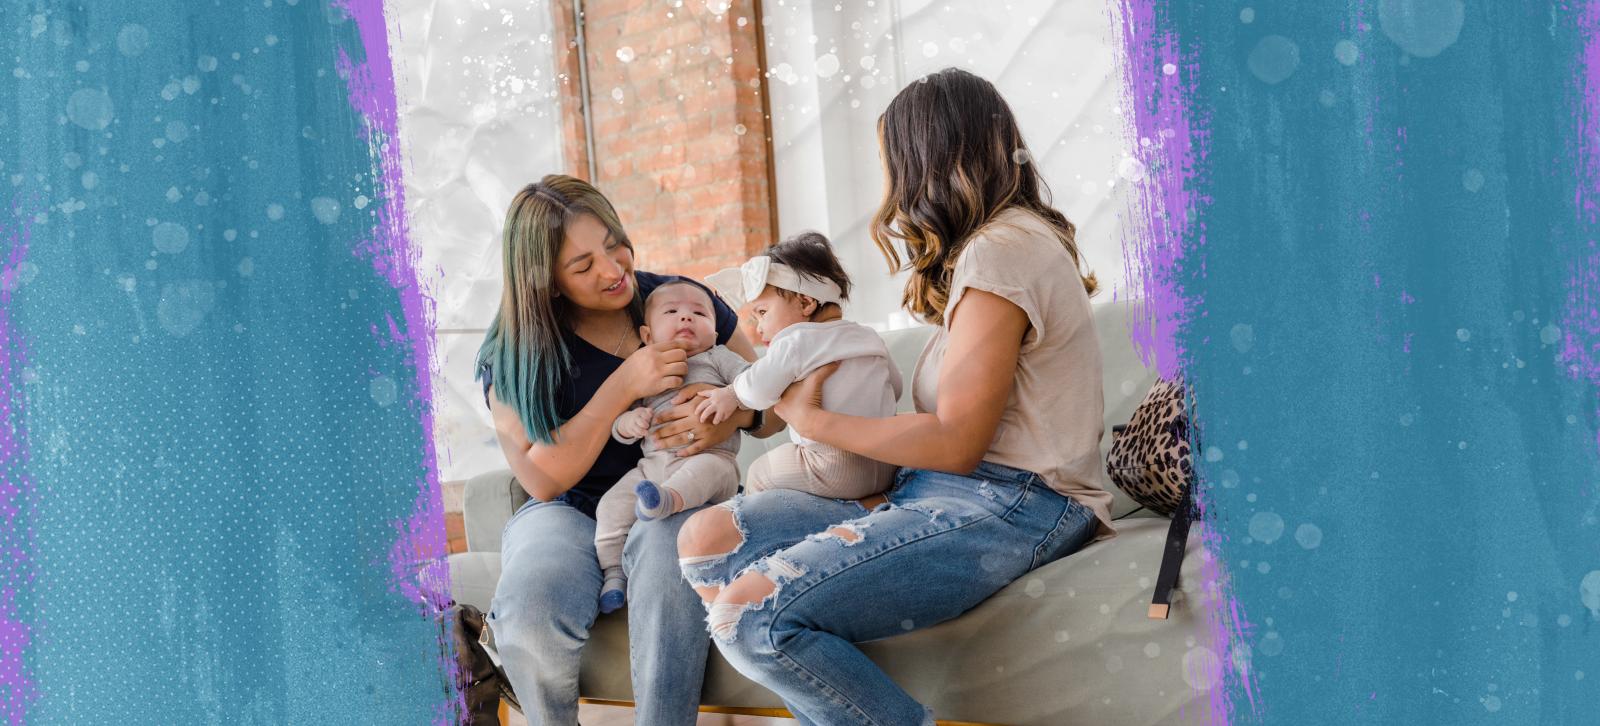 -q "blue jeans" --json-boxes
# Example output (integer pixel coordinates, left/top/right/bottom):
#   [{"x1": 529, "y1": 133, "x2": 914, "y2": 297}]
[
  {"x1": 680, "y1": 462, "x2": 1098, "y2": 725},
  {"x1": 488, "y1": 499, "x2": 710, "y2": 725}
]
